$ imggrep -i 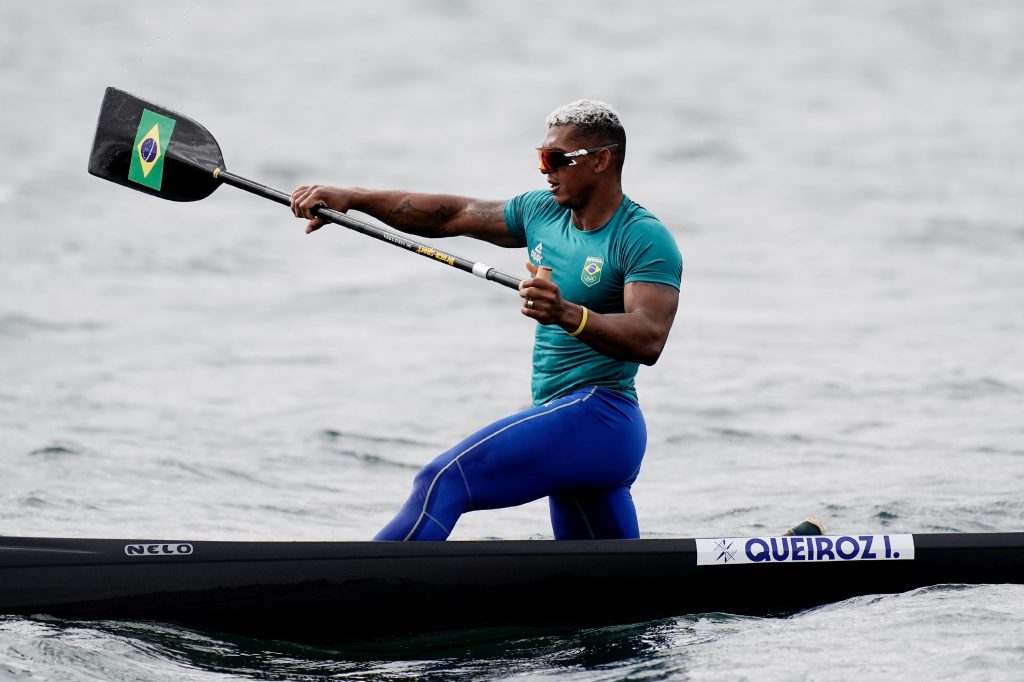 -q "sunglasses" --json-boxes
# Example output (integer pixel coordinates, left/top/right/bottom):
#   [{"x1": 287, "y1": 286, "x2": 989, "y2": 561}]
[{"x1": 536, "y1": 144, "x2": 620, "y2": 174}]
